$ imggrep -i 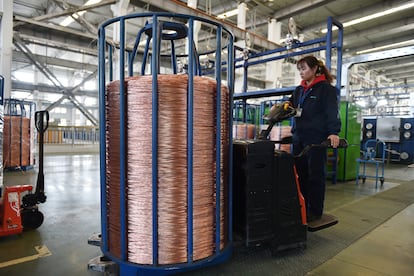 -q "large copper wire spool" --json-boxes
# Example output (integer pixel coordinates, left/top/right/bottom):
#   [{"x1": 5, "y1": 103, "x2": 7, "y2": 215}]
[
  {"x1": 105, "y1": 74, "x2": 230, "y2": 265},
  {"x1": 3, "y1": 116, "x2": 31, "y2": 168}
]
